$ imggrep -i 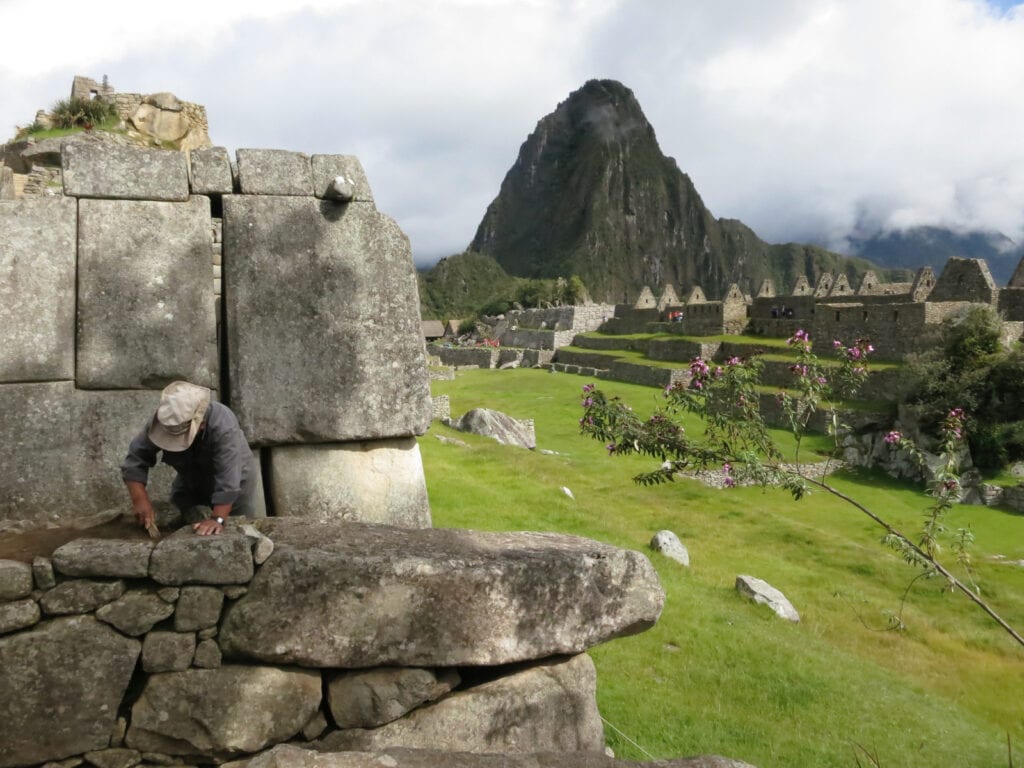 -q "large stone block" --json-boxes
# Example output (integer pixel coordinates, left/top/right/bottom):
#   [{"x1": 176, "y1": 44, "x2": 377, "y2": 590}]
[
  {"x1": 77, "y1": 197, "x2": 217, "y2": 389},
  {"x1": 62, "y1": 141, "x2": 189, "y2": 201},
  {"x1": 189, "y1": 147, "x2": 233, "y2": 194},
  {"x1": 0, "y1": 383, "x2": 175, "y2": 531},
  {"x1": 236, "y1": 149, "x2": 312, "y2": 196},
  {"x1": 219, "y1": 519, "x2": 664, "y2": 667},
  {"x1": 0, "y1": 560, "x2": 33, "y2": 600},
  {"x1": 223, "y1": 196, "x2": 431, "y2": 445},
  {"x1": 327, "y1": 667, "x2": 459, "y2": 729},
  {"x1": 52, "y1": 539, "x2": 154, "y2": 579},
  {"x1": 319, "y1": 655, "x2": 603, "y2": 754},
  {"x1": 268, "y1": 439, "x2": 430, "y2": 528},
  {"x1": 150, "y1": 529, "x2": 254, "y2": 585},
  {"x1": 311, "y1": 155, "x2": 373, "y2": 202},
  {"x1": 126, "y1": 665, "x2": 322, "y2": 758},
  {"x1": 0, "y1": 616, "x2": 140, "y2": 768},
  {"x1": 0, "y1": 197, "x2": 77, "y2": 382},
  {"x1": 229, "y1": 744, "x2": 758, "y2": 768}
]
